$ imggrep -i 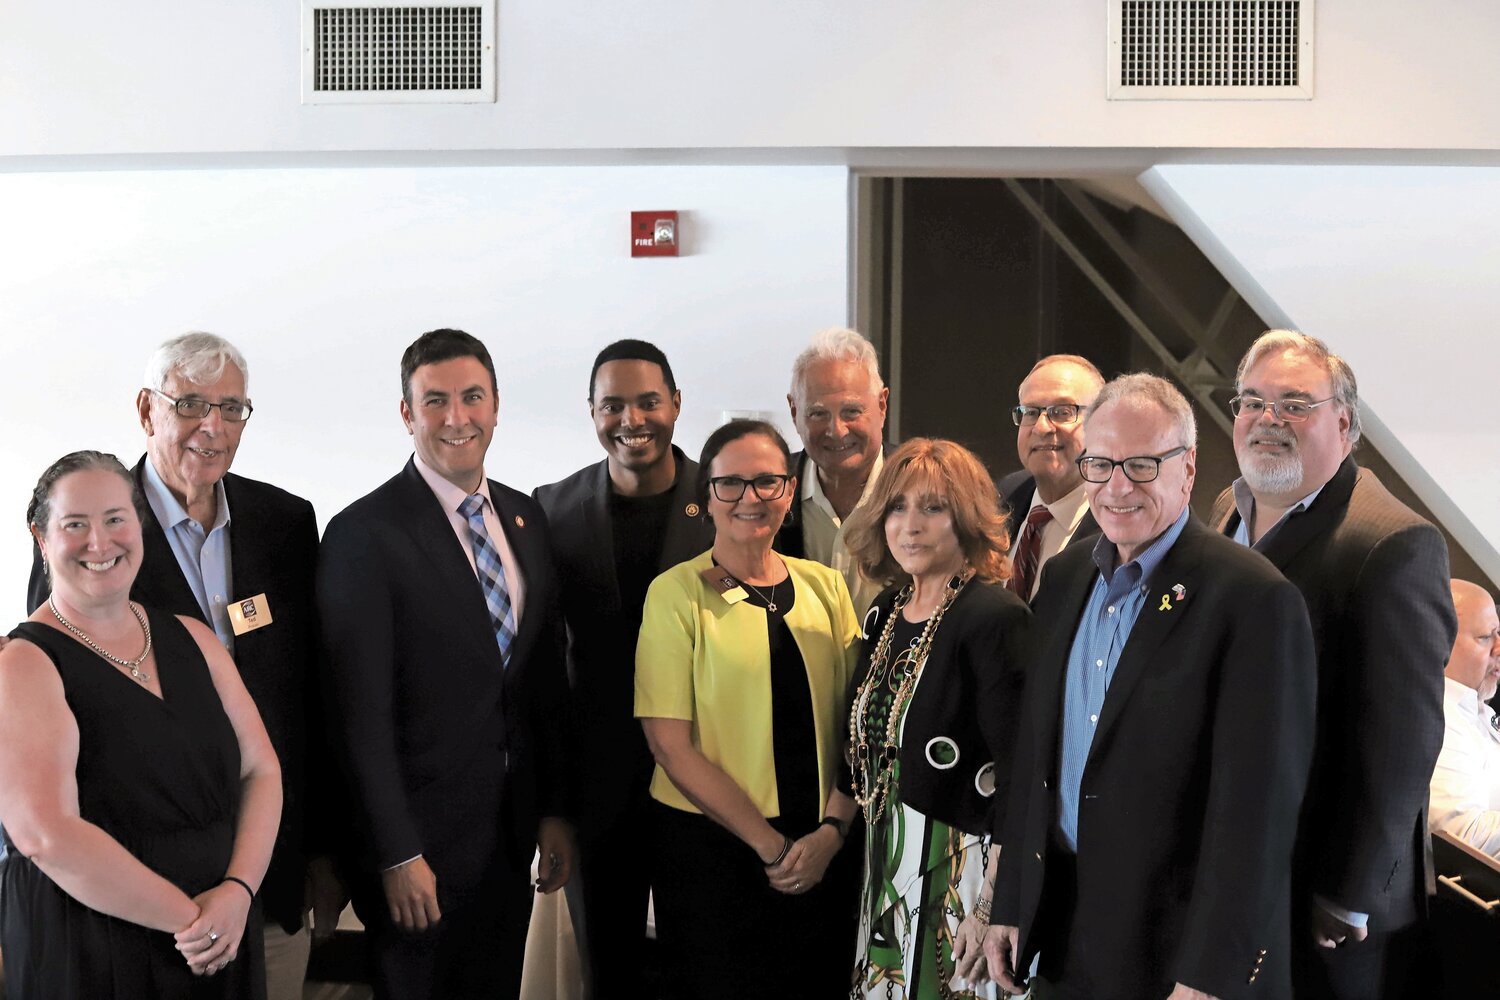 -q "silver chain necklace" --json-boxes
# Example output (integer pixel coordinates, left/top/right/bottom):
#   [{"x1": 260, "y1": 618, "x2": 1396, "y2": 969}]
[
  {"x1": 48, "y1": 596, "x2": 154, "y2": 685},
  {"x1": 739, "y1": 577, "x2": 780, "y2": 612}
]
